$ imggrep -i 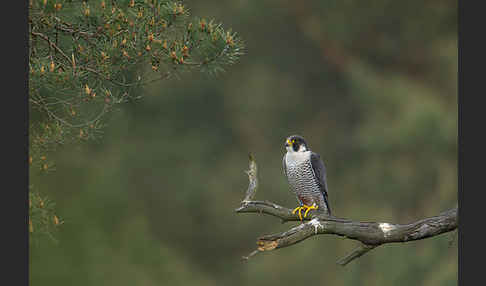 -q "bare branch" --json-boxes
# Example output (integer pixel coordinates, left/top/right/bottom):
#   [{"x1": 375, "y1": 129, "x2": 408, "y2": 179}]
[
  {"x1": 336, "y1": 243, "x2": 376, "y2": 266},
  {"x1": 242, "y1": 153, "x2": 258, "y2": 202},
  {"x1": 236, "y1": 155, "x2": 458, "y2": 266}
]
